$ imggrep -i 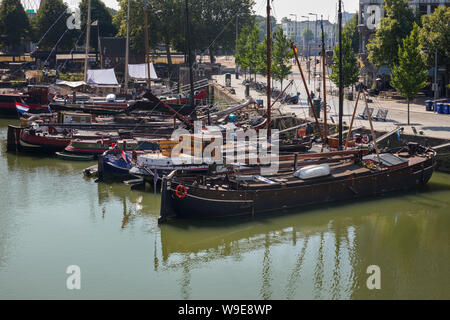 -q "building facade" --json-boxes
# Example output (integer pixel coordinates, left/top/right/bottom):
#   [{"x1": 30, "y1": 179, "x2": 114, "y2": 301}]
[{"x1": 281, "y1": 19, "x2": 335, "y2": 49}]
